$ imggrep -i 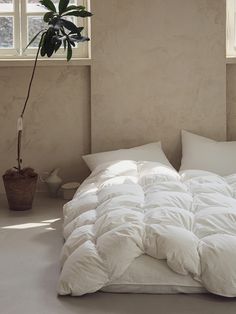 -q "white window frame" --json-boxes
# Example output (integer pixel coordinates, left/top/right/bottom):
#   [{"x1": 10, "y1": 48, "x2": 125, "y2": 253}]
[
  {"x1": 227, "y1": 0, "x2": 236, "y2": 58},
  {"x1": 0, "y1": 0, "x2": 91, "y2": 61},
  {"x1": 0, "y1": 1, "x2": 20, "y2": 57}
]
